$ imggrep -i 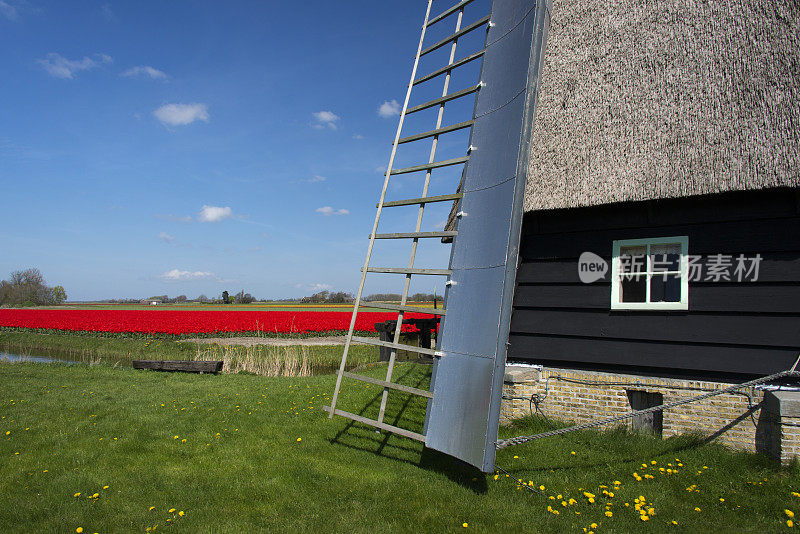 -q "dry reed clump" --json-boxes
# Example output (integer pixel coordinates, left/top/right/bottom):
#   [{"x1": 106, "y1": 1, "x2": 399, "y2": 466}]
[{"x1": 194, "y1": 343, "x2": 311, "y2": 377}]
